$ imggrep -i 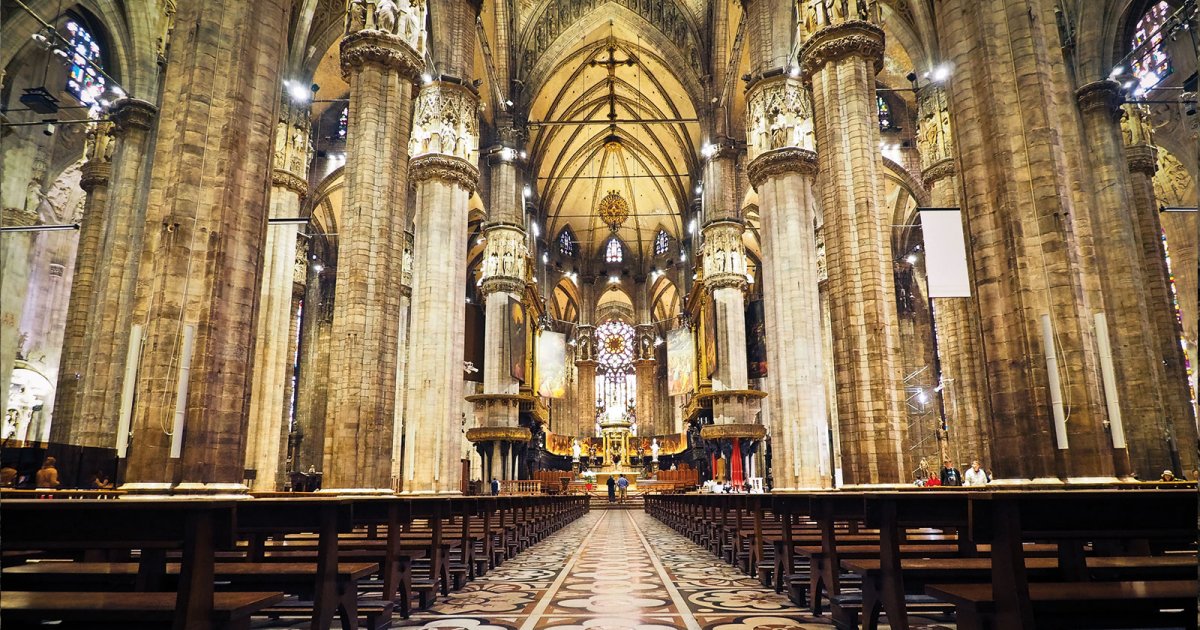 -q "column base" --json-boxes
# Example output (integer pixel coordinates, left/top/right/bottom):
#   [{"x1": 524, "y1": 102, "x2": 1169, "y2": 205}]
[{"x1": 397, "y1": 489, "x2": 464, "y2": 496}]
